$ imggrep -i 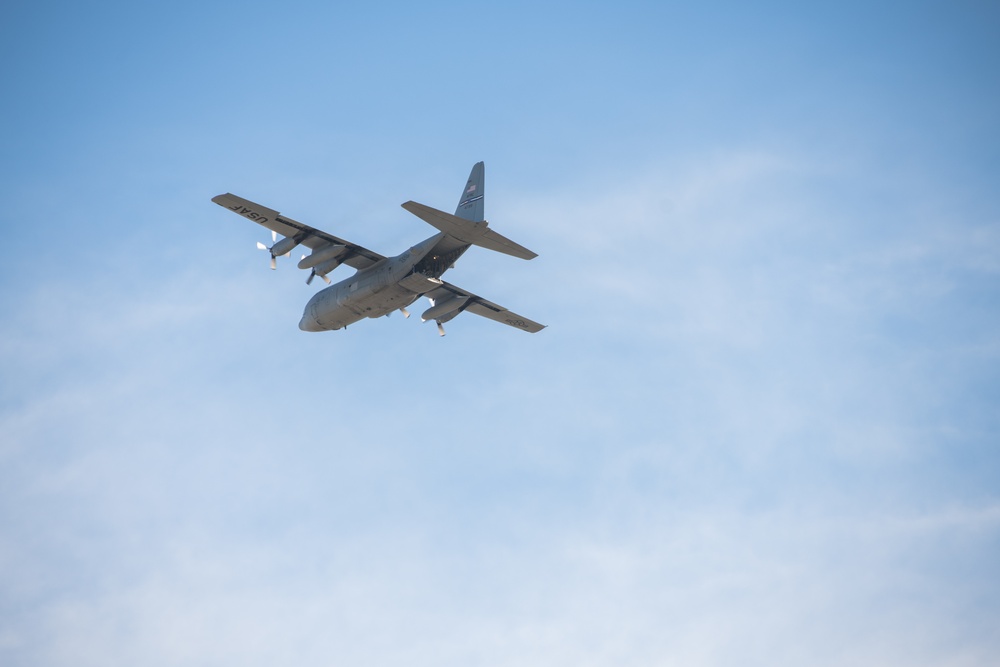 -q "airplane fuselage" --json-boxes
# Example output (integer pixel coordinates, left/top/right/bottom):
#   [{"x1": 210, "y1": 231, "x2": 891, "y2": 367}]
[{"x1": 298, "y1": 233, "x2": 462, "y2": 331}]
